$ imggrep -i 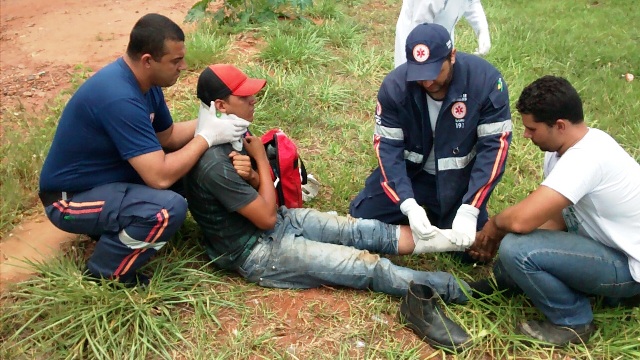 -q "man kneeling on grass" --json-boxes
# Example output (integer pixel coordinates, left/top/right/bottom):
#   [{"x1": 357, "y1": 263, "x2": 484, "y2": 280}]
[
  {"x1": 469, "y1": 75, "x2": 640, "y2": 346},
  {"x1": 184, "y1": 64, "x2": 479, "y2": 352}
]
